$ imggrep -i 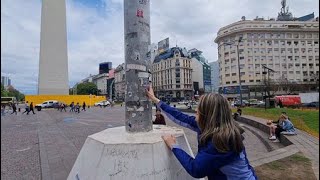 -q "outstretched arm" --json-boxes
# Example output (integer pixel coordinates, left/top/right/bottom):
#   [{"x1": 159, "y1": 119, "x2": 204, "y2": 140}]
[
  {"x1": 146, "y1": 86, "x2": 199, "y2": 132},
  {"x1": 158, "y1": 101, "x2": 199, "y2": 132}
]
